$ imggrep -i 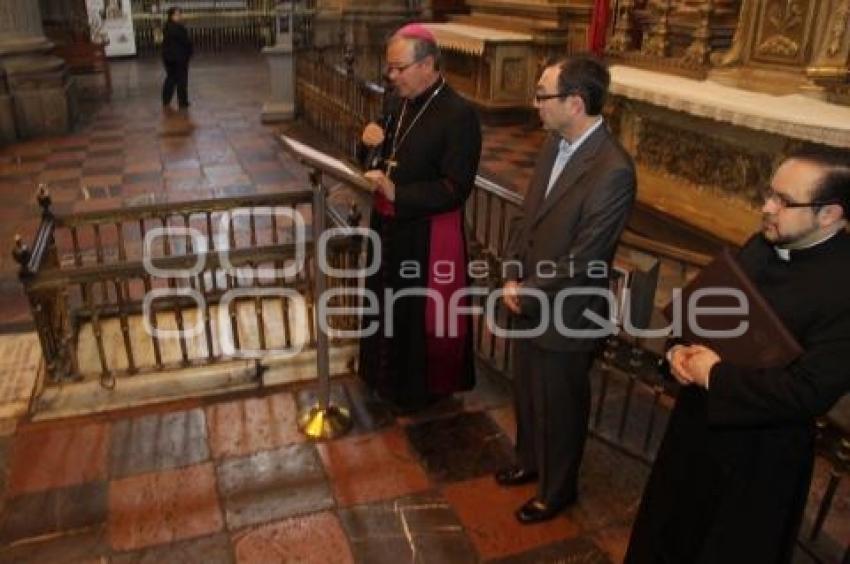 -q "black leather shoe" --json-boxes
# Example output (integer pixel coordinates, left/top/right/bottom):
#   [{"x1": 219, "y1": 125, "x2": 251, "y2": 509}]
[
  {"x1": 494, "y1": 466, "x2": 538, "y2": 487},
  {"x1": 515, "y1": 497, "x2": 565, "y2": 524}
]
